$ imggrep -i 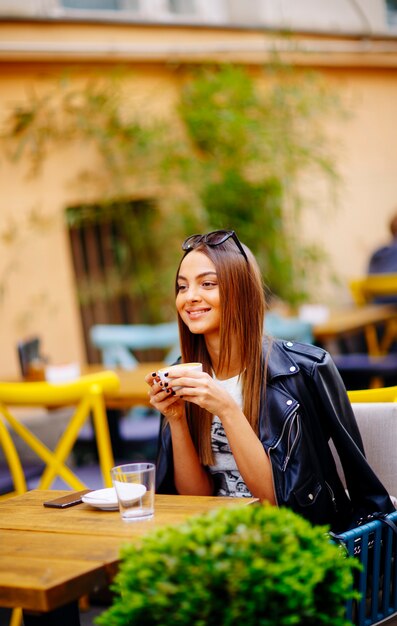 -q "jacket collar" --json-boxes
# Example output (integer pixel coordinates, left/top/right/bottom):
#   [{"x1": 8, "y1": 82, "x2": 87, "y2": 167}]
[{"x1": 264, "y1": 338, "x2": 300, "y2": 380}]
